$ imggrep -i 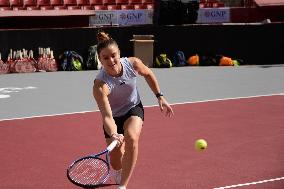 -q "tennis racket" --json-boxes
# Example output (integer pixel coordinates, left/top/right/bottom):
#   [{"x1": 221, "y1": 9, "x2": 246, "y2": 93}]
[{"x1": 67, "y1": 140, "x2": 118, "y2": 188}]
